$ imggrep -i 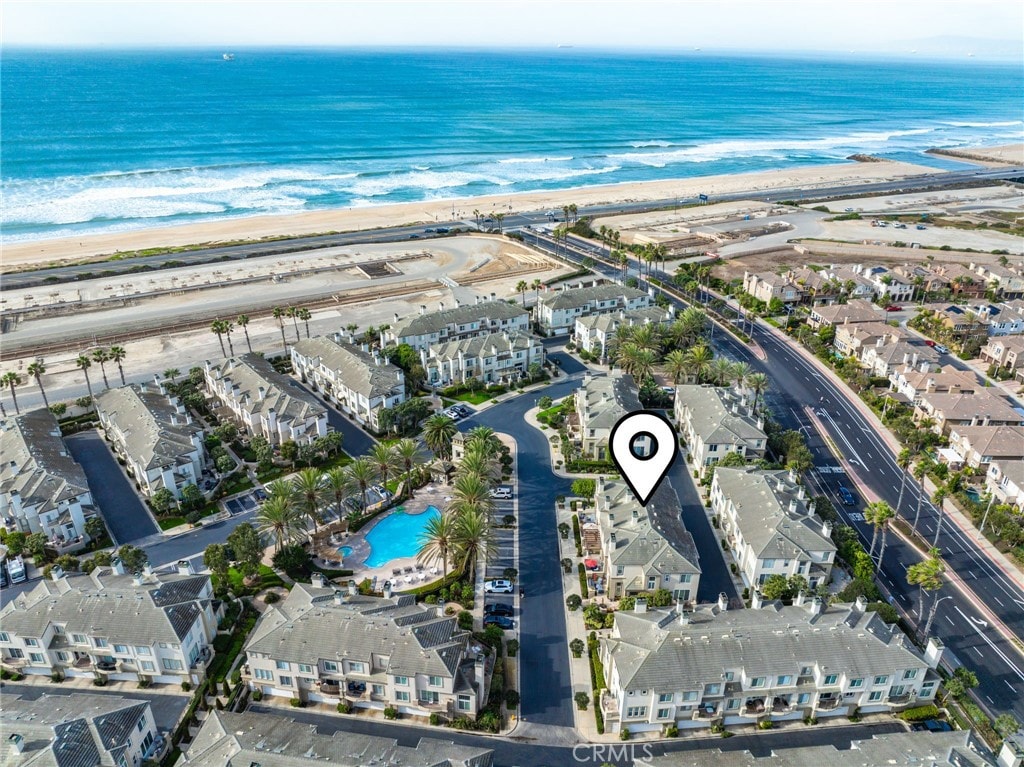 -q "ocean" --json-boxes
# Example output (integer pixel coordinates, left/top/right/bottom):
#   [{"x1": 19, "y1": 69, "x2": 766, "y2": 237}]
[{"x1": 2, "y1": 49, "x2": 1022, "y2": 242}]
